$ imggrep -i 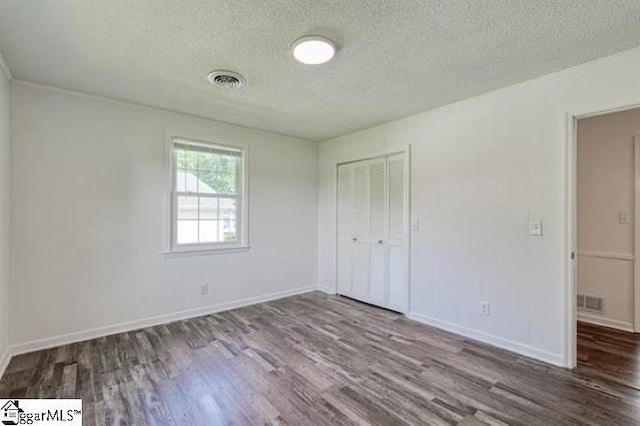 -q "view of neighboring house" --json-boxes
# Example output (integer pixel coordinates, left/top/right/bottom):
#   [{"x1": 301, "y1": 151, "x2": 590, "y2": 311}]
[{"x1": 175, "y1": 170, "x2": 237, "y2": 244}]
